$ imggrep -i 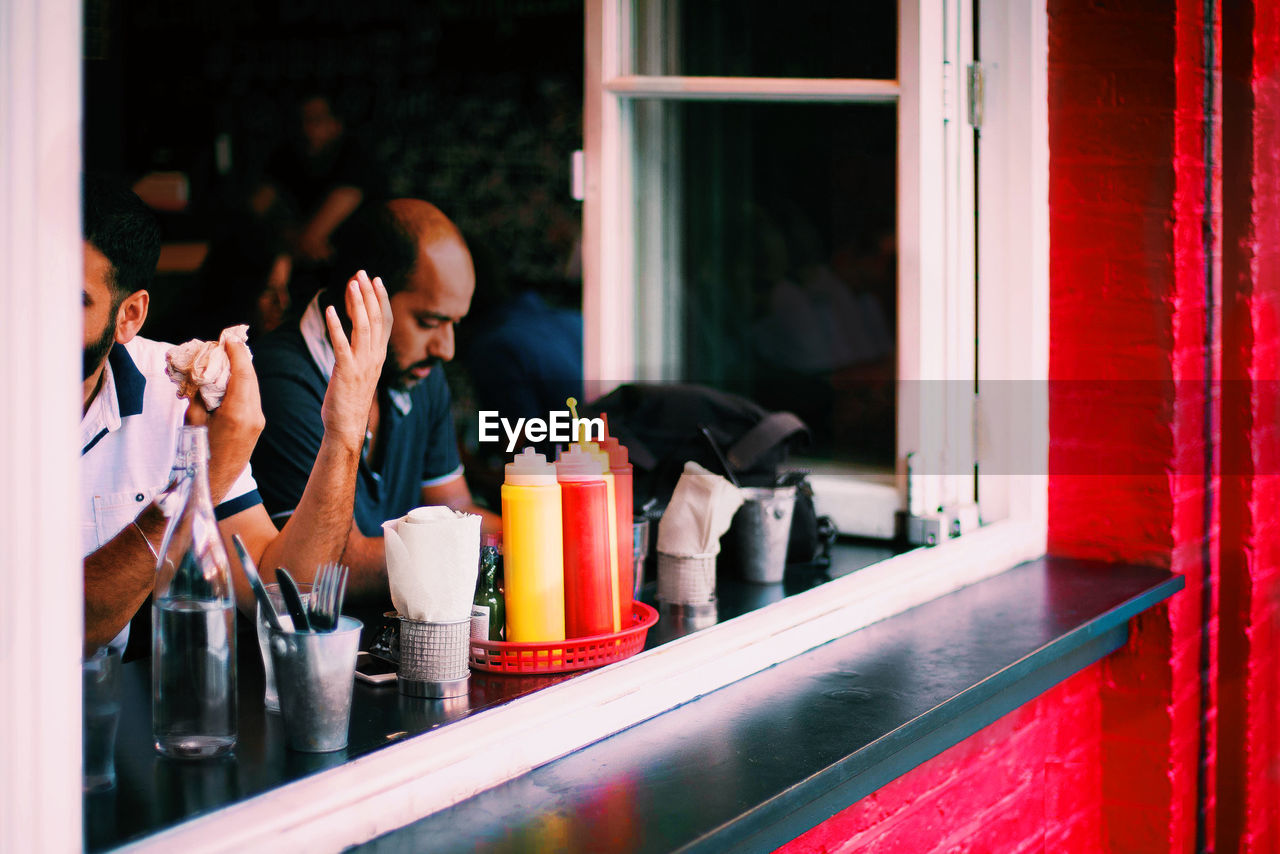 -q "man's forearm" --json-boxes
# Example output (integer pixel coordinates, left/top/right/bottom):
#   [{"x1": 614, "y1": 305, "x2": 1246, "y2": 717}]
[
  {"x1": 469, "y1": 503, "x2": 502, "y2": 536},
  {"x1": 258, "y1": 434, "x2": 361, "y2": 586},
  {"x1": 83, "y1": 504, "x2": 167, "y2": 654},
  {"x1": 338, "y1": 527, "x2": 391, "y2": 603},
  {"x1": 253, "y1": 268, "x2": 389, "y2": 599}
]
